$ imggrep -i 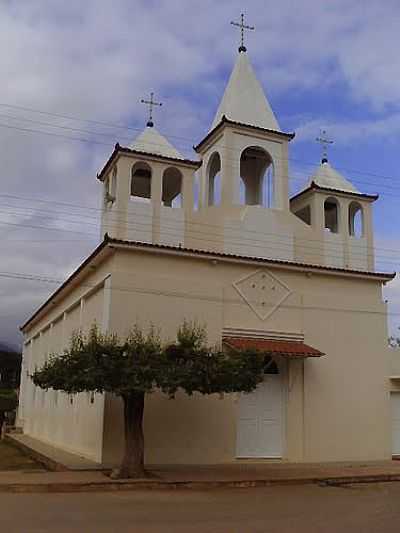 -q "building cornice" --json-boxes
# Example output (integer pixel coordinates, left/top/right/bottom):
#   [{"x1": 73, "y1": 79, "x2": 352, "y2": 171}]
[
  {"x1": 20, "y1": 239, "x2": 113, "y2": 333},
  {"x1": 108, "y1": 237, "x2": 394, "y2": 281},
  {"x1": 21, "y1": 235, "x2": 395, "y2": 333},
  {"x1": 290, "y1": 181, "x2": 379, "y2": 204},
  {"x1": 97, "y1": 144, "x2": 201, "y2": 182},
  {"x1": 194, "y1": 116, "x2": 295, "y2": 153}
]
